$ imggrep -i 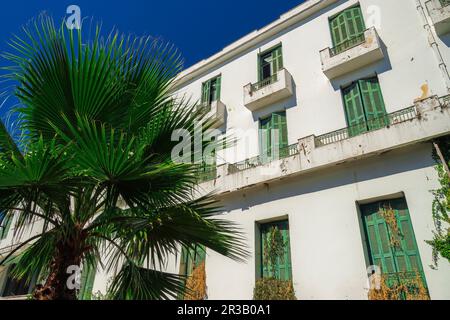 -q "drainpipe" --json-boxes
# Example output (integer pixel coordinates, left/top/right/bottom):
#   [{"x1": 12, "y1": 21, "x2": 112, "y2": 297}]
[{"x1": 416, "y1": 0, "x2": 450, "y2": 92}]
